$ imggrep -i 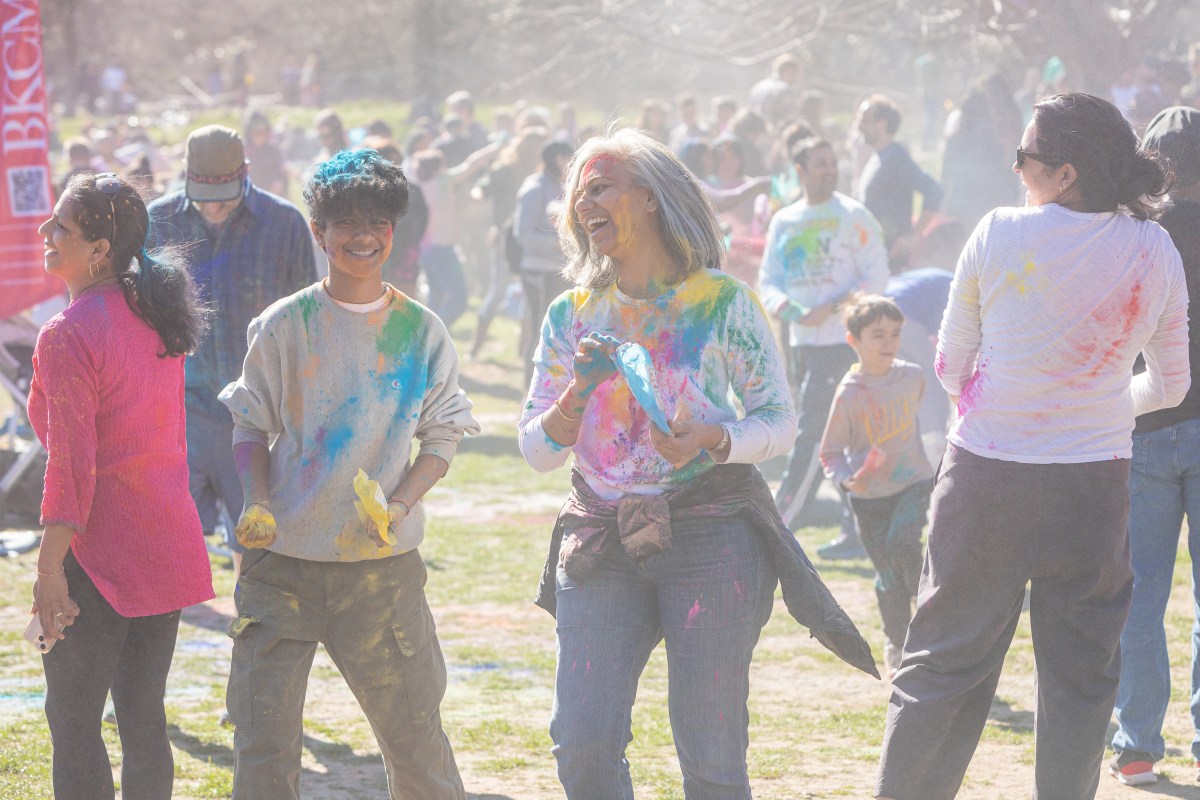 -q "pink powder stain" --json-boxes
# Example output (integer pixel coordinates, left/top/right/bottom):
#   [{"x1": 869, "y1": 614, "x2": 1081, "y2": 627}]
[
  {"x1": 718, "y1": 710, "x2": 724, "y2": 722},
  {"x1": 581, "y1": 154, "x2": 618, "y2": 185},
  {"x1": 714, "y1": 670, "x2": 720, "y2": 684},
  {"x1": 586, "y1": 660, "x2": 591, "y2": 673},
  {"x1": 686, "y1": 600, "x2": 703, "y2": 628},
  {"x1": 1088, "y1": 282, "x2": 1143, "y2": 377},
  {"x1": 934, "y1": 351, "x2": 948, "y2": 379},
  {"x1": 733, "y1": 581, "x2": 745, "y2": 603},
  {"x1": 957, "y1": 360, "x2": 988, "y2": 415}
]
